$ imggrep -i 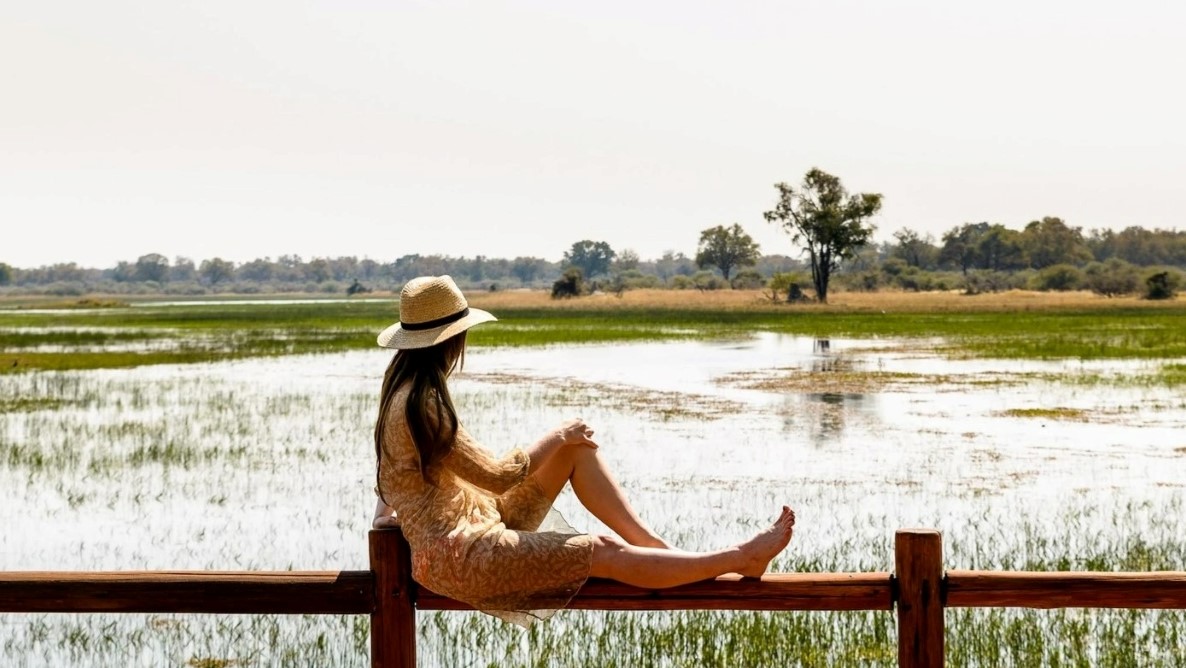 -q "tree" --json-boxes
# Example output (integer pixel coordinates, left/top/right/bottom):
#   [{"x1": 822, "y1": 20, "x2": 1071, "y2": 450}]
[
  {"x1": 939, "y1": 222, "x2": 990, "y2": 274},
  {"x1": 695, "y1": 224, "x2": 760, "y2": 282},
  {"x1": 305, "y1": 258, "x2": 331, "y2": 283},
  {"x1": 237, "y1": 258, "x2": 275, "y2": 282},
  {"x1": 763, "y1": 168, "x2": 882, "y2": 303},
  {"x1": 170, "y1": 257, "x2": 197, "y2": 282},
  {"x1": 891, "y1": 228, "x2": 938, "y2": 269},
  {"x1": 977, "y1": 224, "x2": 1025, "y2": 271},
  {"x1": 511, "y1": 256, "x2": 546, "y2": 285},
  {"x1": 111, "y1": 261, "x2": 136, "y2": 282},
  {"x1": 1020, "y1": 217, "x2": 1092, "y2": 269},
  {"x1": 563, "y1": 240, "x2": 615, "y2": 279},
  {"x1": 614, "y1": 249, "x2": 640, "y2": 272},
  {"x1": 134, "y1": 253, "x2": 170, "y2": 283},
  {"x1": 469, "y1": 255, "x2": 486, "y2": 282},
  {"x1": 199, "y1": 258, "x2": 235, "y2": 285},
  {"x1": 655, "y1": 251, "x2": 695, "y2": 281},
  {"x1": 0, "y1": 262, "x2": 11, "y2": 286}
]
